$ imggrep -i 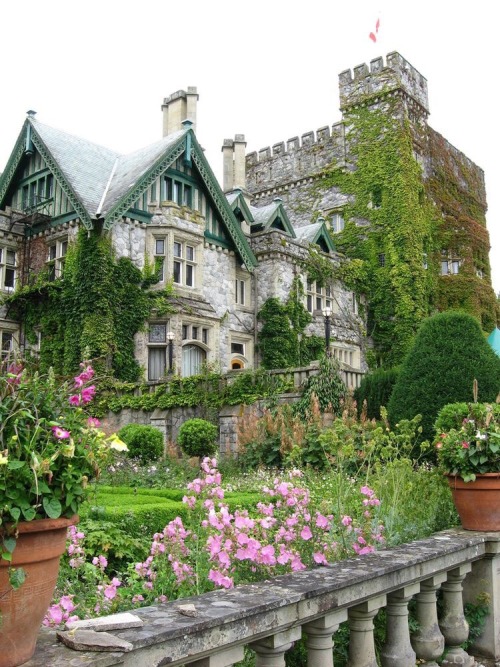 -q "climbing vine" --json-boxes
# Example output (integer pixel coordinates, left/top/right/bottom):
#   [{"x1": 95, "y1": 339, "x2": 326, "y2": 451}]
[
  {"x1": 257, "y1": 276, "x2": 323, "y2": 369},
  {"x1": 302, "y1": 102, "x2": 438, "y2": 367},
  {"x1": 5, "y1": 228, "x2": 173, "y2": 381}
]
